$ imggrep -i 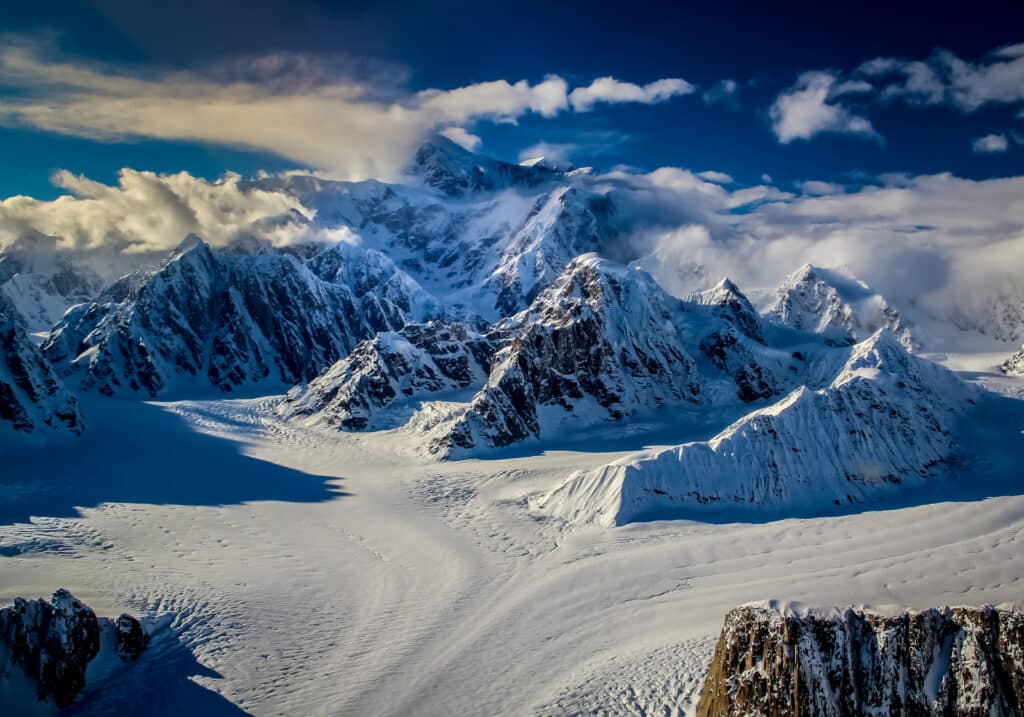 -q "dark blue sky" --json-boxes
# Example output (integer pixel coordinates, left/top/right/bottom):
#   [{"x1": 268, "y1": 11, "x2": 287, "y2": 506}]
[{"x1": 4, "y1": 0, "x2": 1024, "y2": 198}]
